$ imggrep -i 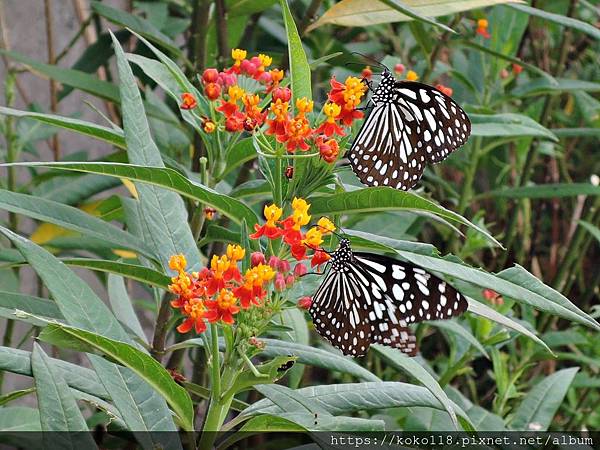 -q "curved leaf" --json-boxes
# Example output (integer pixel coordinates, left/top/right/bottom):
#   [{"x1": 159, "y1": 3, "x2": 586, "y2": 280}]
[
  {"x1": 0, "y1": 189, "x2": 155, "y2": 259},
  {"x1": 280, "y1": 0, "x2": 311, "y2": 102},
  {"x1": 509, "y1": 4, "x2": 600, "y2": 40},
  {"x1": 307, "y1": 0, "x2": 520, "y2": 30},
  {"x1": 510, "y1": 367, "x2": 579, "y2": 431},
  {"x1": 309, "y1": 187, "x2": 501, "y2": 247},
  {"x1": 31, "y1": 344, "x2": 98, "y2": 444},
  {"x1": 483, "y1": 183, "x2": 600, "y2": 199},
  {"x1": 470, "y1": 113, "x2": 557, "y2": 140},
  {"x1": 38, "y1": 323, "x2": 194, "y2": 431},
  {"x1": 0, "y1": 106, "x2": 125, "y2": 148},
  {"x1": 372, "y1": 346, "x2": 460, "y2": 430},
  {"x1": 243, "y1": 382, "x2": 471, "y2": 419},
  {"x1": 3, "y1": 162, "x2": 258, "y2": 227}
]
